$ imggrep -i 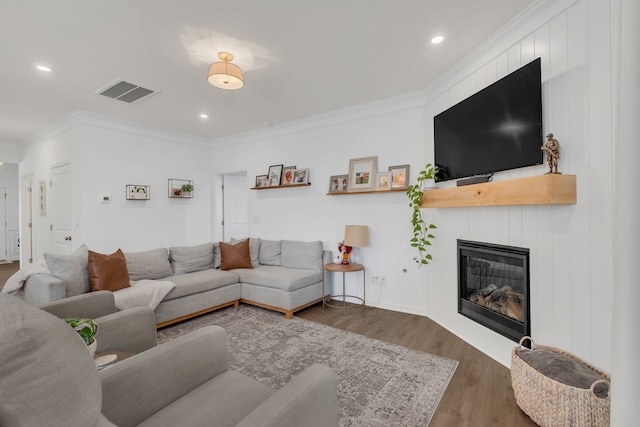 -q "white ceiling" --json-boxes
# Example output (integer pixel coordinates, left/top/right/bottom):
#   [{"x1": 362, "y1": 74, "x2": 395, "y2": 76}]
[{"x1": 0, "y1": 0, "x2": 535, "y2": 144}]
